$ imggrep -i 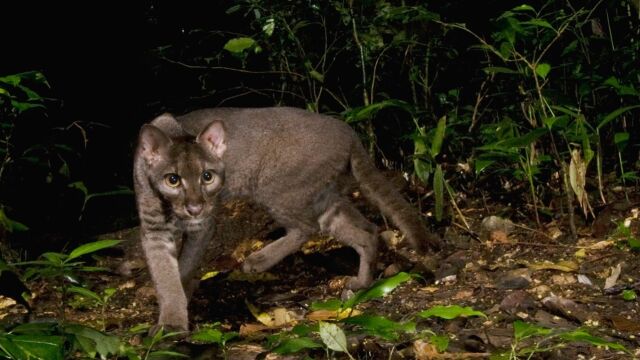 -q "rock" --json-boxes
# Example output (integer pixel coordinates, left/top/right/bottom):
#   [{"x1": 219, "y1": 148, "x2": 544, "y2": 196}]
[
  {"x1": 541, "y1": 295, "x2": 596, "y2": 323},
  {"x1": 499, "y1": 290, "x2": 536, "y2": 315},
  {"x1": 496, "y1": 269, "x2": 531, "y2": 289}
]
